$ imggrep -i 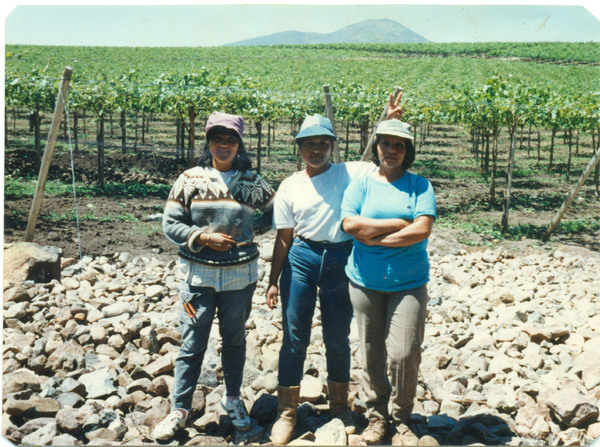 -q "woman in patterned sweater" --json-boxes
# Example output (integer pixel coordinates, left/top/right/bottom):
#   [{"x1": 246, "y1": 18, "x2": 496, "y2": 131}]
[{"x1": 153, "y1": 111, "x2": 275, "y2": 441}]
